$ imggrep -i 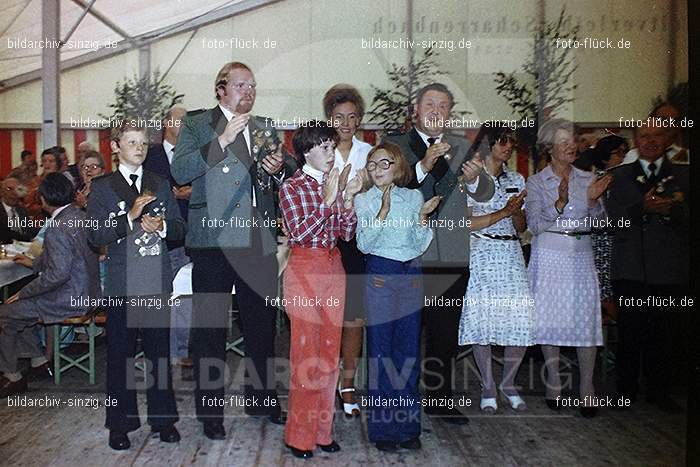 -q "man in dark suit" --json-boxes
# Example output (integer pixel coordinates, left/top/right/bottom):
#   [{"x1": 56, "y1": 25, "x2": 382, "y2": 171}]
[
  {"x1": 606, "y1": 122, "x2": 689, "y2": 413},
  {"x1": 88, "y1": 120, "x2": 186, "y2": 450},
  {"x1": 172, "y1": 61, "x2": 294, "y2": 439},
  {"x1": 384, "y1": 83, "x2": 494, "y2": 424},
  {"x1": 144, "y1": 106, "x2": 193, "y2": 370},
  {"x1": 0, "y1": 173, "x2": 100, "y2": 397},
  {"x1": 606, "y1": 125, "x2": 689, "y2": 412},
  {"x1": 1, "y1": 176, "x2": 40, "y2": 244}
]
